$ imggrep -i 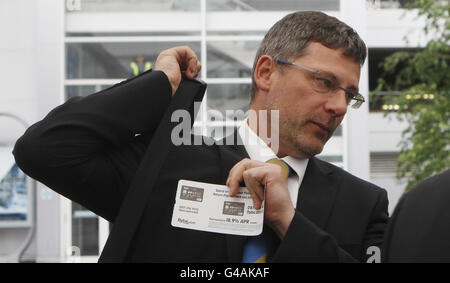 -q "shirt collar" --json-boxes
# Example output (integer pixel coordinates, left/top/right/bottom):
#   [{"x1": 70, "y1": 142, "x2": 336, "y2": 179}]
[{"x1": 237, "y1": 118, "x2": 309, "y2": 179}]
